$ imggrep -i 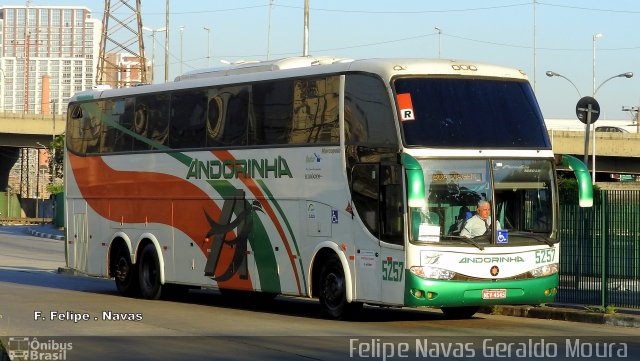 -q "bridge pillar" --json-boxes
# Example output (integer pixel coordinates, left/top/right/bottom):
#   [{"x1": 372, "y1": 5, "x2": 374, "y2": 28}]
[{"x1": 0, "y1": 146, "x2": 20, "y2": 190}]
